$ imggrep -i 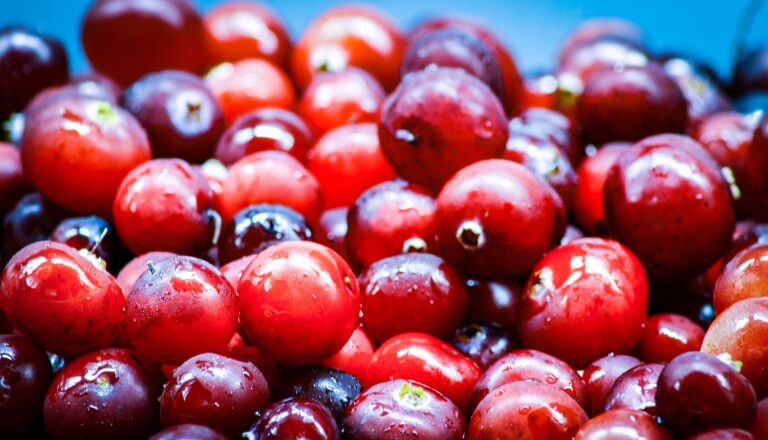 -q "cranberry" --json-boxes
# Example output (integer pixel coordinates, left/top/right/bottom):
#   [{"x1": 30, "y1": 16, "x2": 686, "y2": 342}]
[
  {"x1": 559, "y1": 38, "x2": 648, "y2": 84},
  {"x1": 203, "y1": 2, "x2": 291, "y2": 69},
  {"x1": 583, "y1": 354, "x2": 642, "y2": 415},
  {"x1": 603, "y1": 135, "x2": 735, "y2": 280},
  {"x1": 467, "y1": 381, "x2": 588, "y2": 439},
  {"x1": 633, "y1": 313, "x2": 705, "y2": 363},
  {"x1": 601, "y1": 363, "x2": 663, "y2": 415},
  {"x1": 364, "y1": 332, "x2": 481, "y2": 412},
  {"x1": 346, "y1": 180, "x2": 436, "y2": 269},
  {"x1": 21, "y1": 95, "x2": 151, "y2": 217},
  {"x1": 308, "y1": 123, "x2": 396, "y2": 208},
  {"x1": 160, "y1": 352, "x2": 269, "y2": 437},
  {"x1": 0, "y1": 310, "x2": 11, "y2": 334},
  {"x1": 321, "y1": 327, "x2": 375, "y2": 381},
  {"x1": 67, "y1": 72, "x2": 122, "y2": 102},
  {"x1": 316, "y1": 207, "x2": 350, "y2": 262},
  {"x1": 522, "y1": 72, "x2": 559, "y2": 110},
  {"x1": 689, "y1": 429, "x2": 755, "y2": 440},
  {"x1": 150, "y1": 424, "x2": 228, "y2": 440},
  {"x1": 359, "y1": 253, "x2": 468, "y2": 343},
  {"x1": 464, "y1": 279, "x2": 523, "y2": 333},
  {"x1": 706, "y1": 221, "x2": 768, "y2": 289},
  {"x1": 0, "y1": 143, "x2": 29, "y2": 214},
  {"x1": 247, "y1": 397, "x2": 339, "y2": 440},
  {"x1": 238, "y1": 241, "x2": 360, "y2": 366},
  {"x1": 0, "y1": 27, "x2": 68, "y2": 117},
  {"x1": 224, "y1": 332, "x2": 280, "y2": 392},
  {"x1": 447, "y1": 323, "x2": 513, "y2": 371},
  {"x1": 43, "y1": 348, "x2": 161, "y2": 440},
  {"x1": 51, "y1": 215, "x2": 119, "y2": 270},
  {"x1": 378, "y1": 67, "x2": 508, "y2": 192},
  {"x1": 733, "y1": 47, "x2": 768, "y2": 96},
  {"x1": 81, "y1": 0, "x2": 206, "y2": 87},
  {"x1": 342, "y1": 379, "x2": 465, "y2": 440},
  {"x1": 115, "y1": 251, "x2": 176, "y2": 293},
  {"x1": 435, "y1": 160, "x2": 557, "y2": 278},
  {"x1": 753, "y1": 397, "x2": 768, "y2": 439},
  {"x1": 0, "y1": 241, "x2": 124, "y2": 355},
  {"x1": 122, "y1": 70, "x2": 224, "y2": 163},
  {"x1": 291, "y1": 5, "x2": 405, "y2": 90},
  {"x1": 275, "y1": 366, "x2": 361, "y2": 423},
  {"x1": 573, "y1": 143, "x2": 627, "y2": 235},
  {"x1": 0, "y1": 333, "x2": 53, "y2": 437},
  {"x1": 711, "y1": 242, "x2": 768, "y2": 313},
  {"x1": 574, "y1": 409, "x2": 672, "y2": 440},
  {"x1": 214, "y1": 108, "x2": 313, "y2": 166},
  {"x1": 662, "y1": 56, "x2": 731, "y2": 128},
  {"x1": 560, "y1": 18, "x2": 644, "y2": 62},
  {"x1": 2, "y1": 193, "x2": 69, "y2": 260}
]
